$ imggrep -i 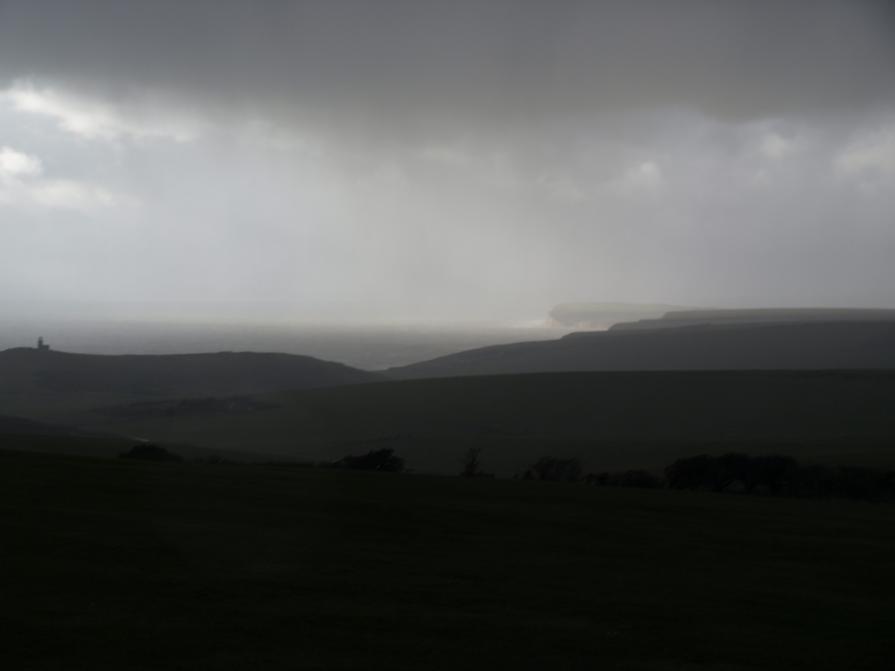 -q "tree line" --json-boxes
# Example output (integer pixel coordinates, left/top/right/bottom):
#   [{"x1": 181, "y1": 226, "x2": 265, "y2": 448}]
[
  {"x1": 531, "y1": 453, "x2": 895, "y2": 503},
  {"x1": 121, "y1": 443, "x2": 895, "y2": 502}
]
